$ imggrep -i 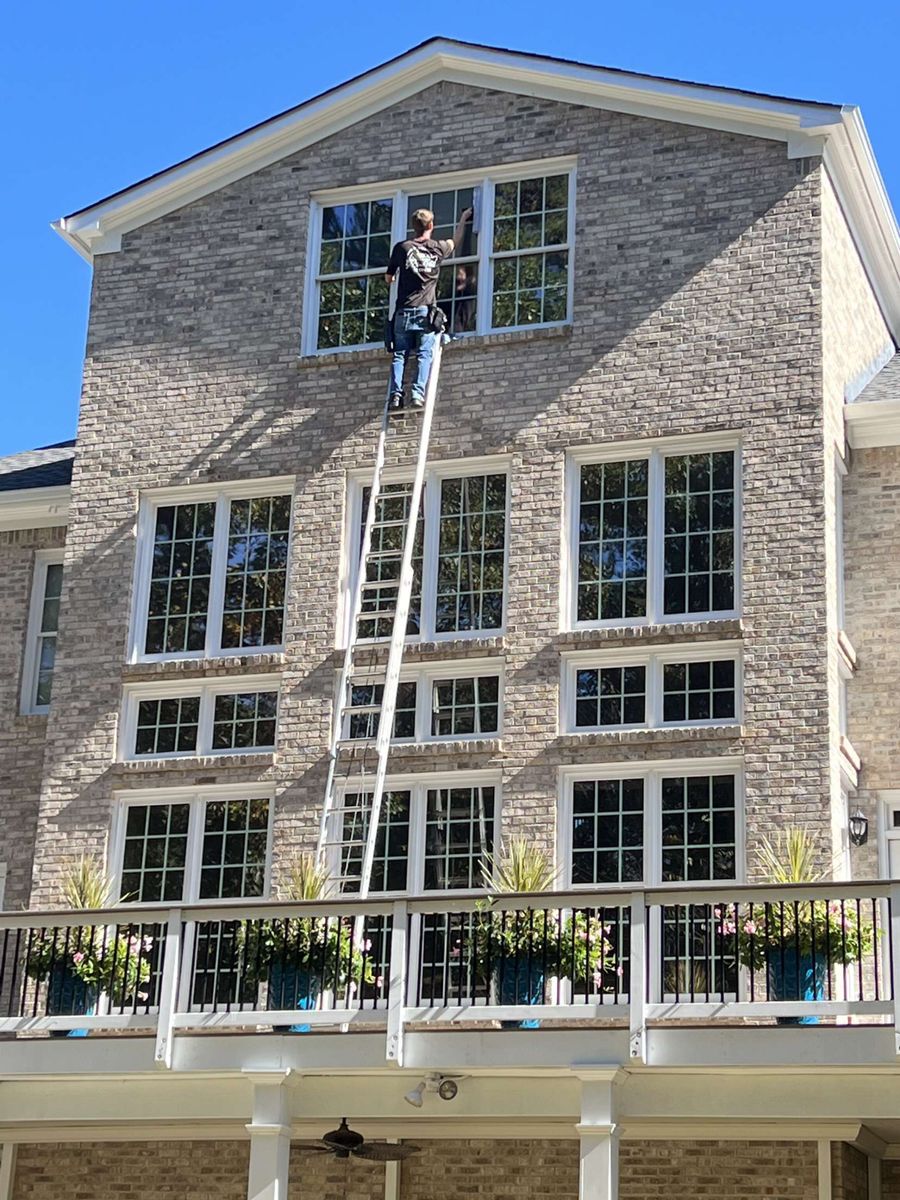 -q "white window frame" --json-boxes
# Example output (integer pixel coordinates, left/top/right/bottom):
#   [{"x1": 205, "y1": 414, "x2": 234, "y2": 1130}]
[
  {"x1": 327, "y1": 769, "x2": 501, "y2": 897},
  {"x1": 21, "y1": 549, "x2": 65, "y2": 715},
  {"x1": 557, "y1": 758, "x2": 745, "y2": 889},
  {"x1": 343, "y1": 657, "x2": 504, "y2": 744},
  {"x1": 341, "y1": 455, "x2": 511, "y2": 646},
  {"x1": 128, "y1": 477, "x2": 295, "y2": 663},
  {"x1": 563, "y1": 433, "x2": 742, "y2": 630},
  {"x1": 109, "y1": 783, "x2": 275, "y2": 903},
  {"x1": 302, "y1": 156, "x2": 577, "y2": 356},
  {"x1": 119, "y1": 674, "x2": 281, "y2": 761},
  {"x1": 560, "y1": 641, "x2": 742, "y2": 734}
]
